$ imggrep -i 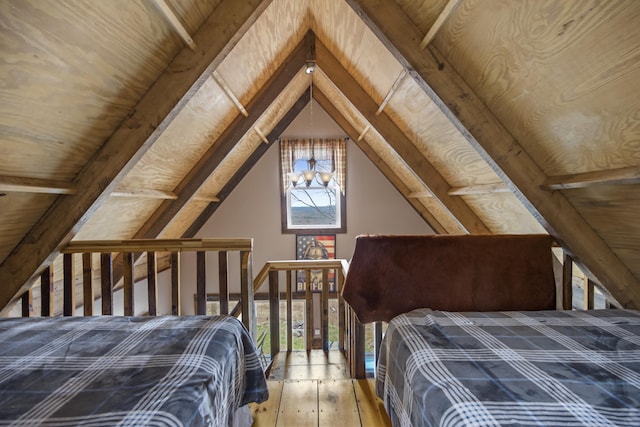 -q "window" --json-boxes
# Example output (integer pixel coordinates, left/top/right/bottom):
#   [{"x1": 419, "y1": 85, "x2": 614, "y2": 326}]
[{"x1": 280, "y1": 138, "x2": 347, "y2": 233}]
